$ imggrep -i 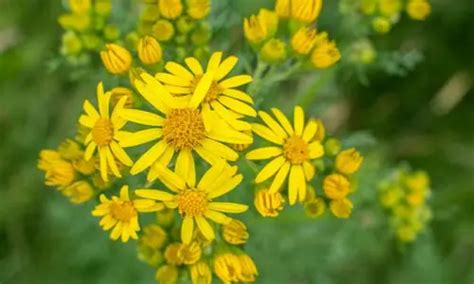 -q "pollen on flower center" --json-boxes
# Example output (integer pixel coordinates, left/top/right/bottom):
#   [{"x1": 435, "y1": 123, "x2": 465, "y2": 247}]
[
  {"x1": 92, "y1": 118, "x2": 114, "y2": 146},
  {"x1": 162, "y1": 108, "x2": 206, "y2": 150},
  {"x1": 283, "y1": 135, "x2": 309, "y2": 164},
  {"x1": 177, "y1": 188, "x2": 208, "y2": 217},
  {"x1": 109, "y1": 201, "x2": 136, "y2": 222},
  {"x1": 191, "y1": 75, "x2": 221, "y2": 103}
]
